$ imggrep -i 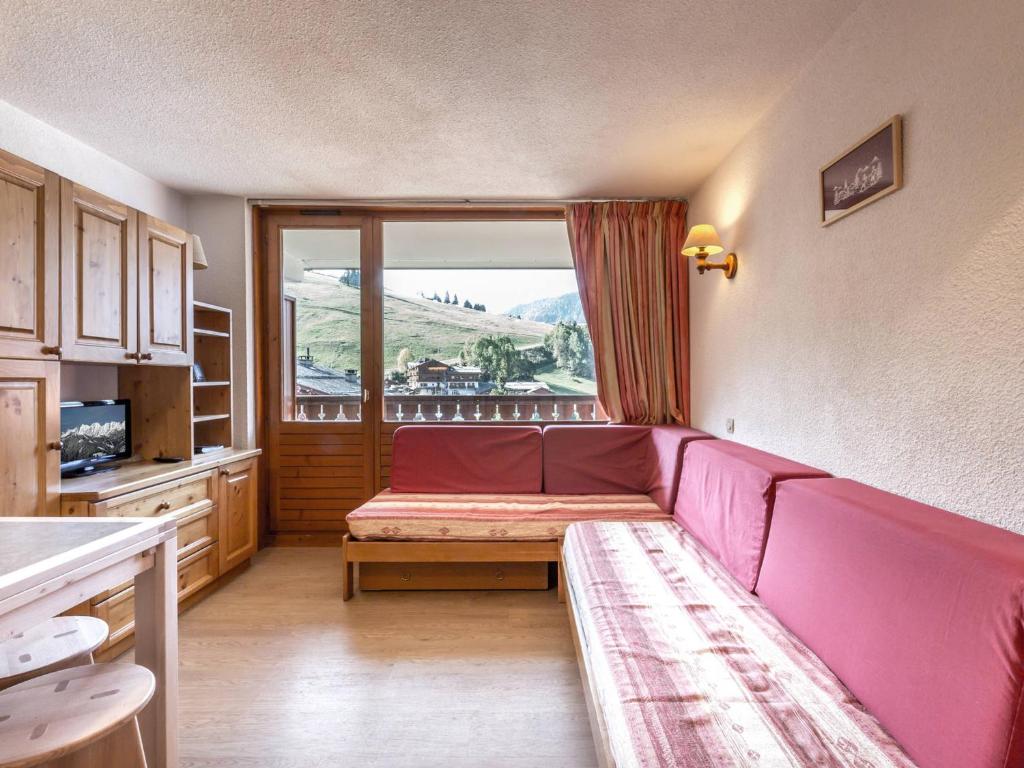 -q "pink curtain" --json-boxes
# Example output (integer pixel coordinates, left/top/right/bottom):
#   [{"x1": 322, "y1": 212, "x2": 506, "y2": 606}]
[{"x1": 566, "y1": 201, "x2": 690, "y2": 425}]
